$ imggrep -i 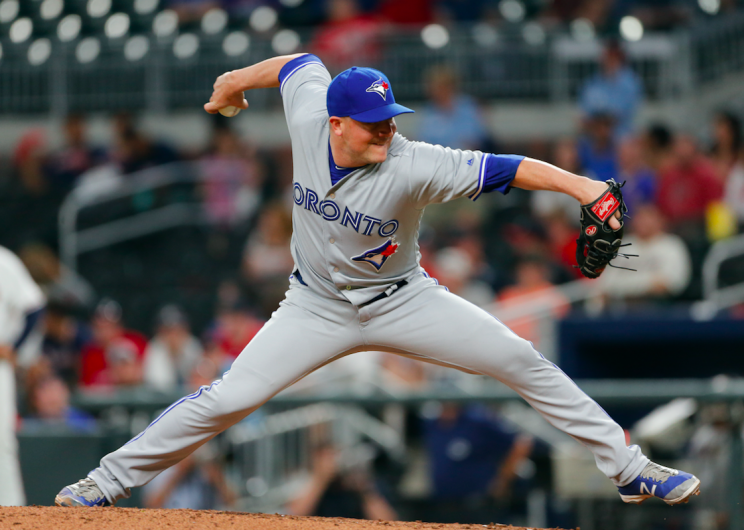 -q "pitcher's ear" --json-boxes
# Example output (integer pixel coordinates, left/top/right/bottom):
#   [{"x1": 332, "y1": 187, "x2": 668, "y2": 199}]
[{"x1": 329, "y1": 116, "x2": 344, "y2": 136}]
